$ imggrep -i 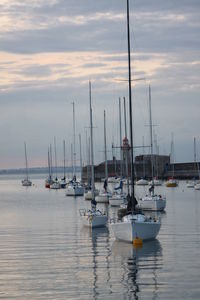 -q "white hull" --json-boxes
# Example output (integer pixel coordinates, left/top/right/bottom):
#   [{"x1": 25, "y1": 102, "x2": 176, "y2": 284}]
[
  {"x1": 66, "y1": 184, "x2": 84, "y2": 196},
  {"x1": 186, "y1": 182, "x2": 195, "y2": 188},
  {"x1": 84, "y1": 189, "x2": 99, "y2": 200},
  {"x1": 138, "y1": 195, "x2": 166, "y2": 211},
  {"x1": 50, "y1": 182, "x2": 61, "y2": 189},
  {"x1": 95, "y1": 192, "x2": 111, "y2": 203},
  {"x1": 111, "y1": 214, "x2": 161, "y2": 242},
  {"x1": 109, "y1": 194, "x2": 126, "y2": 206},
  {"x1": 136, "y1": 179, "x2": 149, "y2": 185},
  {"x1": 80, "y1": 209, "x2": 107, "y2": 228},
  {"x1": 194, "y1": 184, "x2": 200, "y2": 190},
  {"x1": 149, "y1": 180, "x2": 162, "y2": 186}
]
